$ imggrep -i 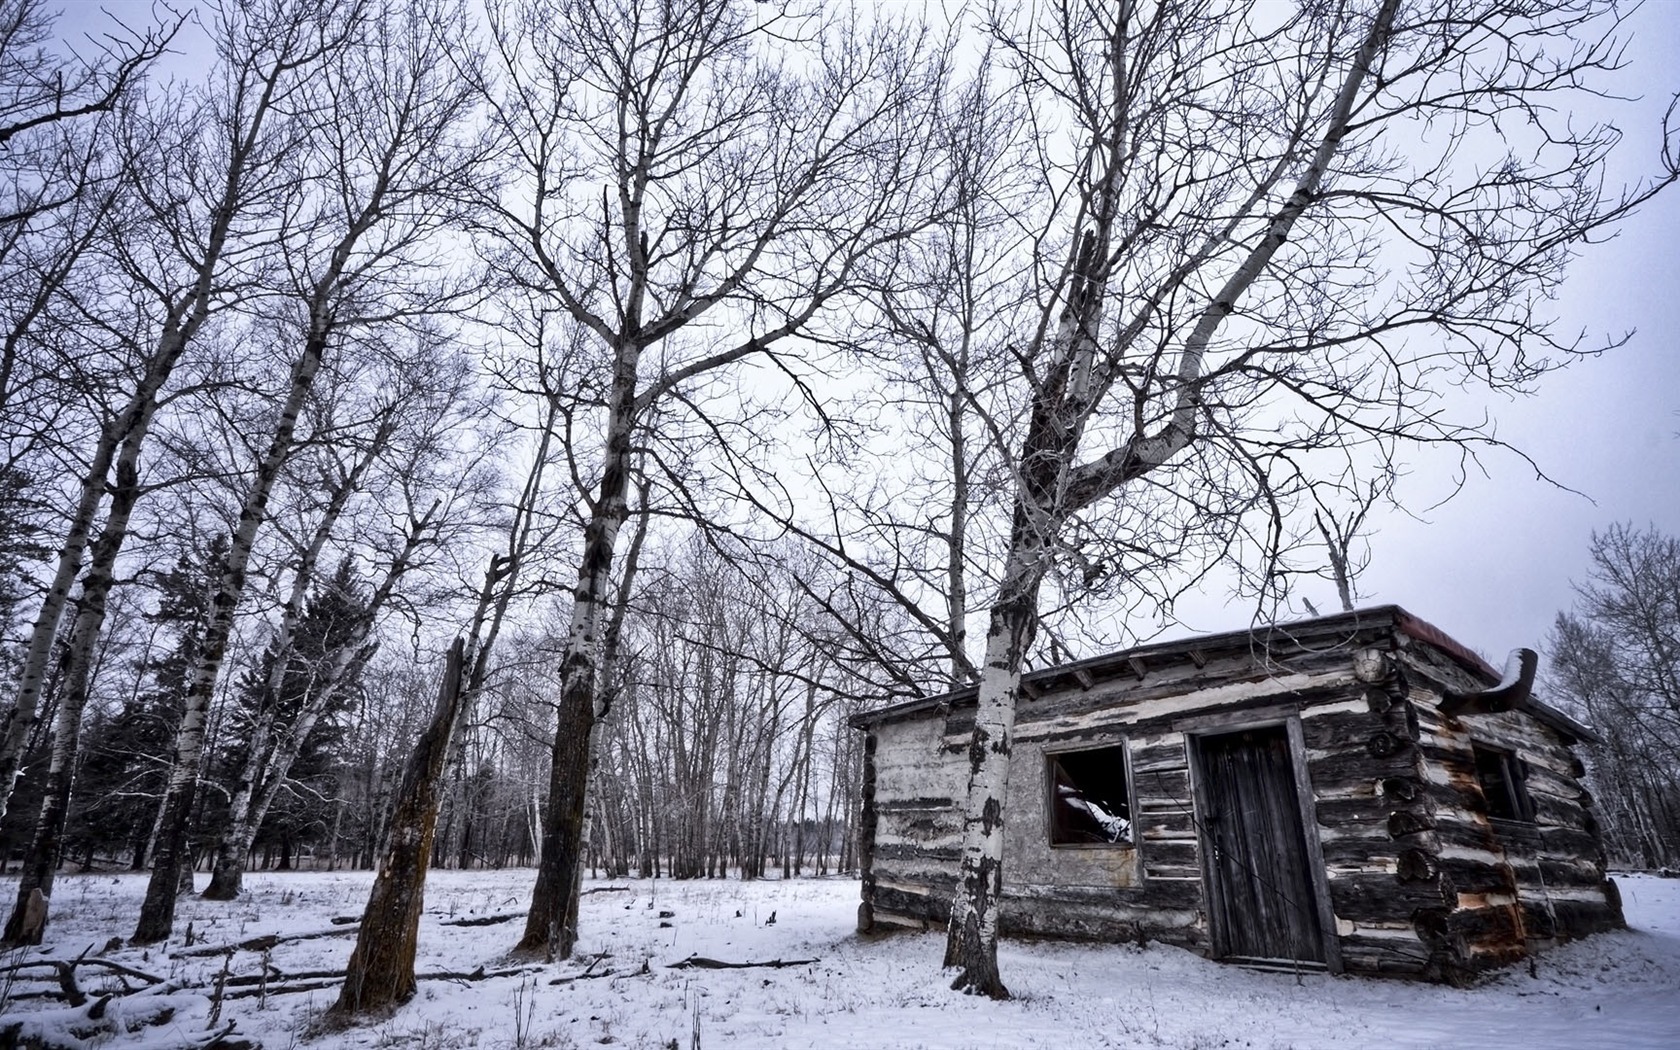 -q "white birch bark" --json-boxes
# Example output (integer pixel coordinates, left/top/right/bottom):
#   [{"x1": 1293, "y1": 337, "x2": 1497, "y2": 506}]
[
  {"x1": 201, "y1": 426, "x2": 391, "y2": 899},
  {"x1": 943, "y1": 0, "x2": 1402, "y2": 997},
  {"x1": 0, "y1": 3, "x2": 350, "y2": 822}
]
